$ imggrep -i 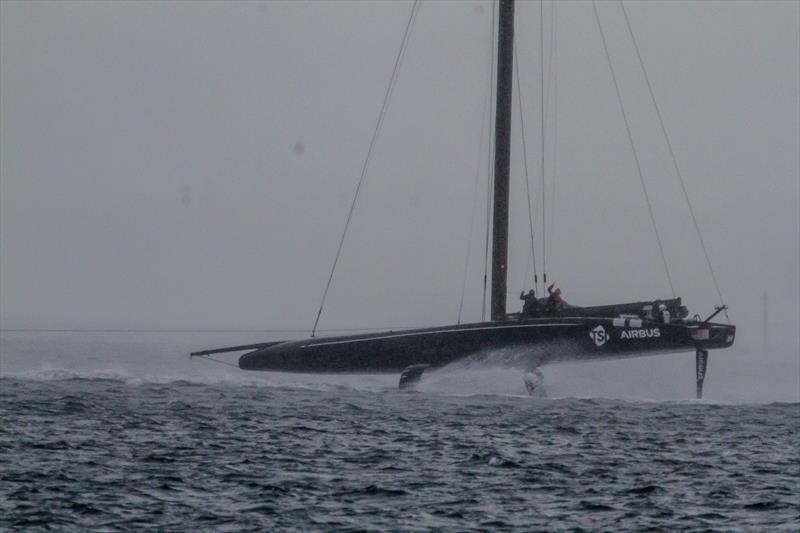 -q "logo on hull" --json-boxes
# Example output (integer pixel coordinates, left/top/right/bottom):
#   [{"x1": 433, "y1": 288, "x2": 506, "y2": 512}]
[
  {"x1": 620, "y1": 328, "x2": 661, "y2": 340},
  {"x1": 590, "y1": 325, "x2": 610, "y2": 347}
]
